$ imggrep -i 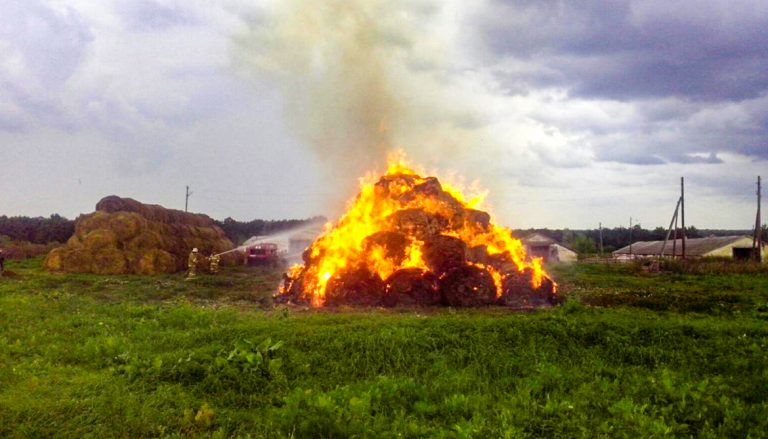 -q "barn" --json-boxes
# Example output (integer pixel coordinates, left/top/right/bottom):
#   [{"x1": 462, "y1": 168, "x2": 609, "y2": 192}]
[
  {"x1": 613, "y1": 235, "x2": 765, "y2": 261},
  {"x1": 522, "y1": 233, "x2": 578, "y2": 264}
]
